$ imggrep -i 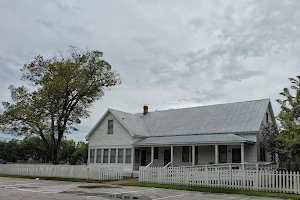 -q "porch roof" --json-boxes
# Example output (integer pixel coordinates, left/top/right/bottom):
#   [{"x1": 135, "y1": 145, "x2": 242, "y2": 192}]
[{"x1": 133, "y1": 133, "x2": 253, "y2": 146}]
